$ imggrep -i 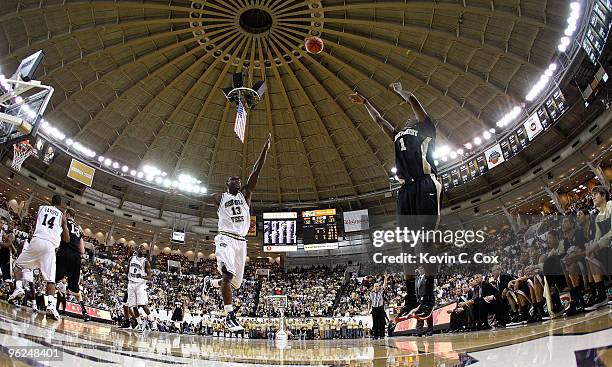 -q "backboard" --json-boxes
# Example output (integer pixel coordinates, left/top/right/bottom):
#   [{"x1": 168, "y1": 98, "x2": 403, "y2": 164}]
[{"x1": 0, "y1": 50, "x2": 53, "y2": 146}]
